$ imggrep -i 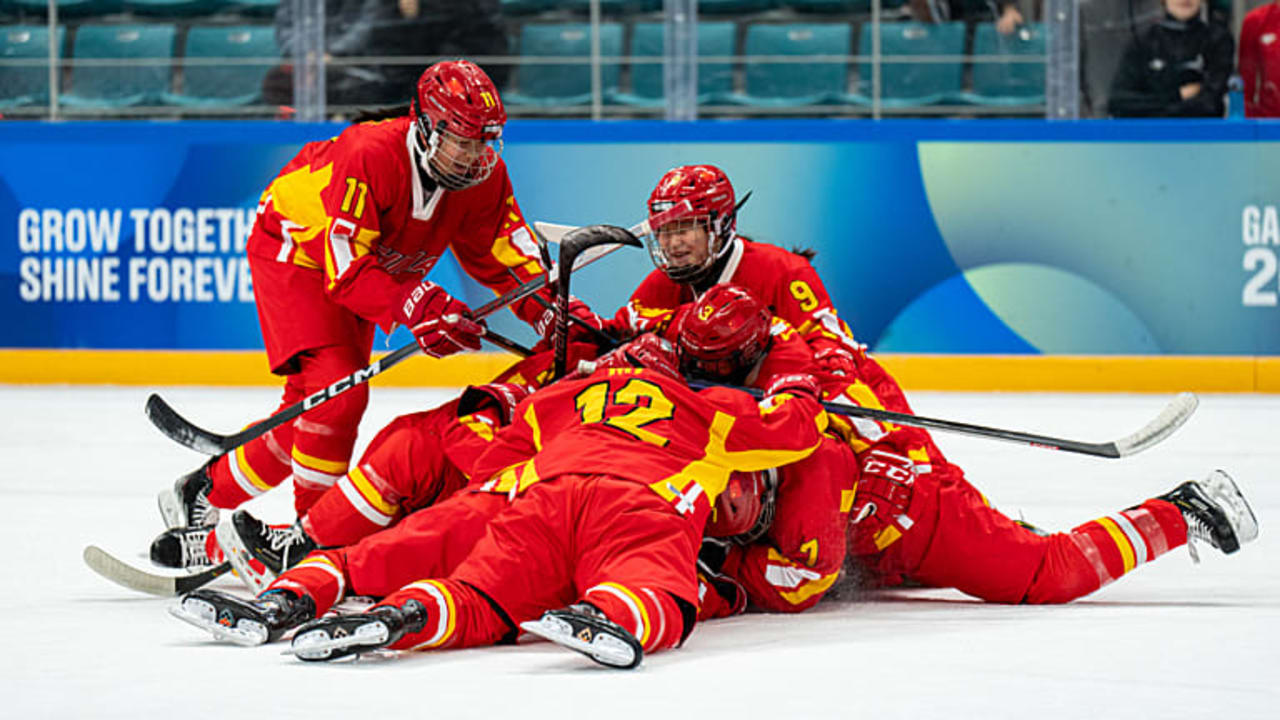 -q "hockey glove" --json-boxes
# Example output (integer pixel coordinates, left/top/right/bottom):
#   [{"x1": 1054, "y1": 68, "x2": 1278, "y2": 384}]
[
  {"x1": 533, "y1": 293, "x2": 613, "y2": 348},
  {"x1": 587, "y1": 333, "x2": 682, "y2": 380},
  {"x1": 763, "y1": 372, "x2": 821, "y2": 403},
  {"x1": 848, "y1": 447, "x2": 918, "y2": 556},
  {"x1": 813, "y1": 345, "x2": 858, "y2": 378},
  {"x1": 399, "y1": 280, "x2": 484, "y2": 359},
  {"x1": 457, "y1": 381, "x2": 534, "y2": 425}
]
